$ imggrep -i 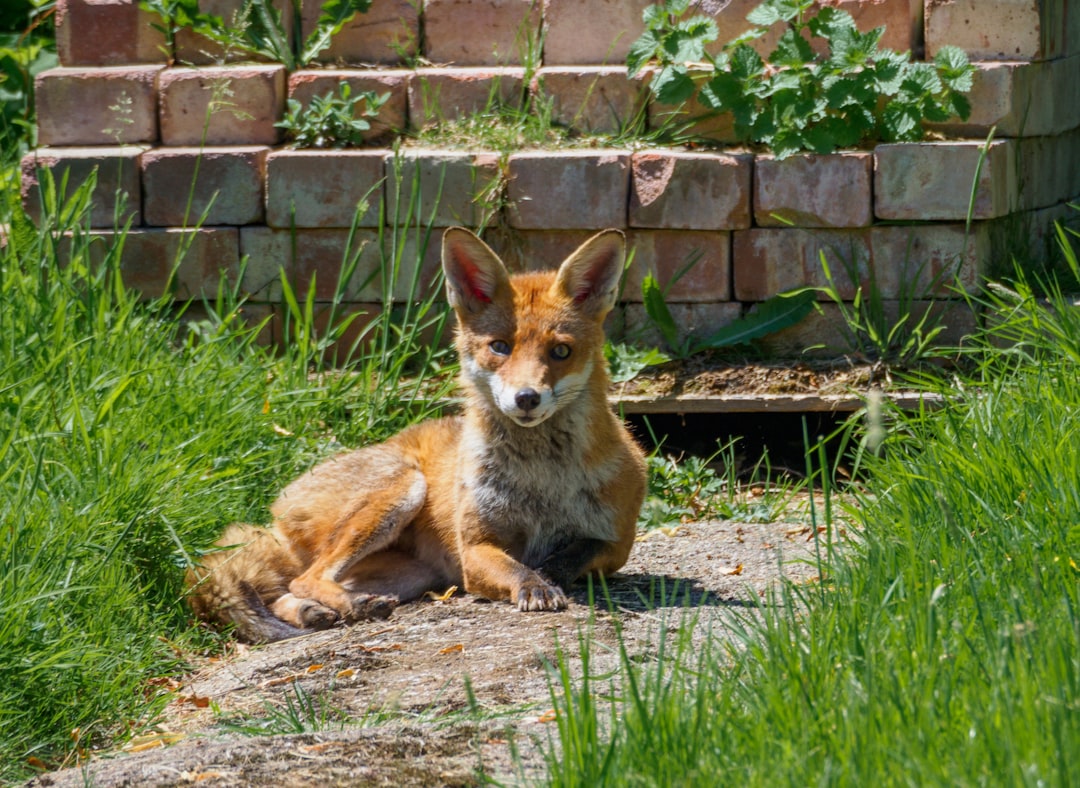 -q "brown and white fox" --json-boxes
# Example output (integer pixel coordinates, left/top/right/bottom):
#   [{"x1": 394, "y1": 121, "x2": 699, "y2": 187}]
[{"x1": 187, "y1": 227, "x2": 647, "y2": 642}]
